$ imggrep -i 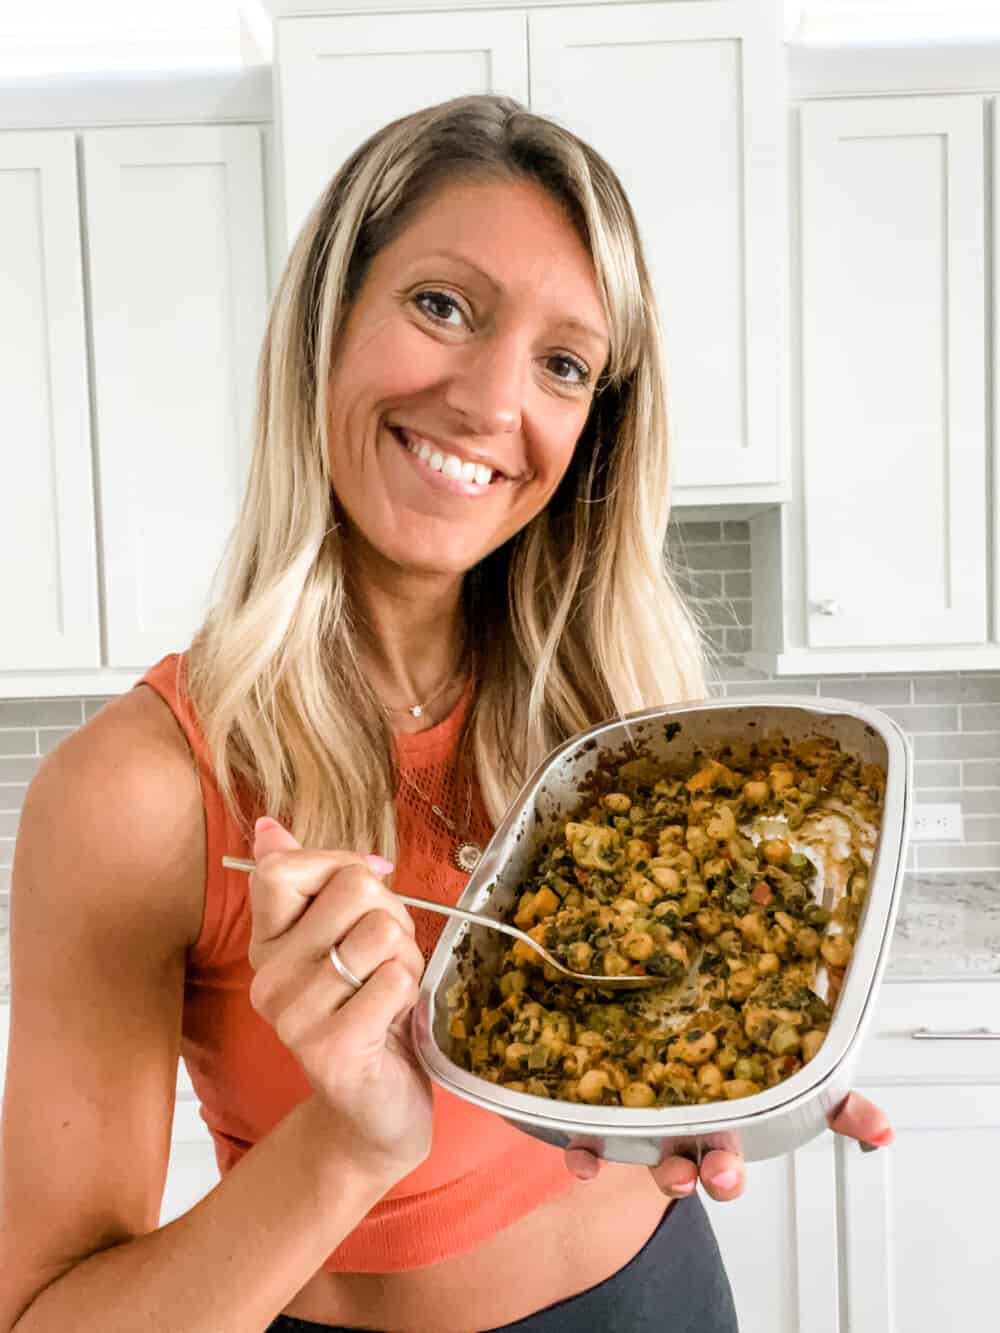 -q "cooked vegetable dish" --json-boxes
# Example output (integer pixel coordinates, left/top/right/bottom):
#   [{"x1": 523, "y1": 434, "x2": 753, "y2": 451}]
[{"x1": 448, "y1": 732, "x2": 884, "y2": 1107}]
